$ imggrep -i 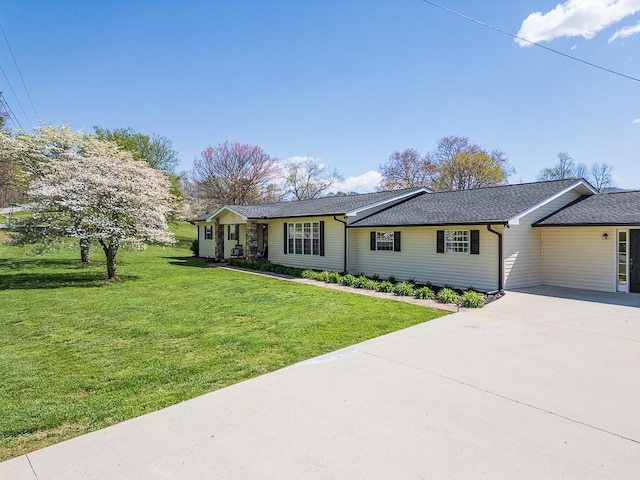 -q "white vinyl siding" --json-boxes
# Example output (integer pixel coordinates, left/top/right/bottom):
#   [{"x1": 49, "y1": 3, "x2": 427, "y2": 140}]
[
  {"x1": 541, "y1": 226, "x2": 615, "y2": 292},
  {"x1": 269, "y1": 216, "x2": 345, "y2": 271},
  {"x1": 198, "y1": 223, "x2": 216, "y2": 258},
  {"x1": 348, "y1": 226, "x2": 499, "y2": 292},
  {"x1": 503, "y1": 190, "x2": 581, "y2": 289}
]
